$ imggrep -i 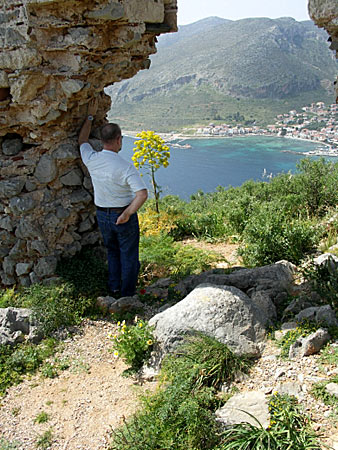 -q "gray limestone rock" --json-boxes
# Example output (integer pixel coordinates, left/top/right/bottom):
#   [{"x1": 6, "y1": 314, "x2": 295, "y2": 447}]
[
  {"x1": 9, "y1": 194, "x2": 36, "y2": 215},
  {"x1": 275, "y1": 382, "x2": 303, "y2": 399},
  {"x1": 149, "y1": 283, "x2": 267, "y2": 359},
  {"x1": 1, "y1": 272, "x2": 16, "y2": 285},
  {"x1": 289, "y1": 328, "x2": 330, "y2": 359},
  {"x1": 215, "y1": 391, "x2": 270, "y2": 429},
  {"x1": 34, "y1": 256, "x2": 58, "y2": 278},
  {"x1": 282, "y1": 296, "x2": 316, "y2": 321},
  {"x1": 56, "y1": 206, "x2": 70, "y2": 219},
  {"x1": 53, "y1": 142, "x2": 79, "y2": 161},
  {"x1": 15, "y1": 218, "x2": 42, "y2": 239},
  {"x1": 85, "y1": 2, "x2": 124, "y2": 20},
  {"x1": 0, "y1": 215, "x2": 13, "y2": 232},
  {"x1": 0, "y1": 307, "x2": 41, "y2": 345},
  {"x1": 295, "y1": 305, "x2": 338, "y2": 327},
  {"x1": 250, "y1": 291, "x2": 277, "y2": 324},
  {"x1": 3, "y1": 256, "x2": 15, "y2": 275},
  {"x1": 2, "y1": 138, "x2": 23, "y2": 156},
  {"x1": 0, "y1": 178, "x2": 25, "y2": 198},
  {"x1": 60, "y1": 168, "x2": 83, "y2": 186},
  {"x1": 96, "y1": 295, "x2": 144, "y2": 314},
  {"x1": 16, "y1": 262, "x2": 32, "y2": 276},
  {"x1": 9, "y1": 239, "x2": 26, "y2": 259},
  {"x1": 68, "y1": 189, "x2": 92, "y2": 204},
  {"x1": 34, "y1": 154, "x2": 58, "y2": 183},
  {"x1": 29, "y1": 240, "x2": 49, "y2": 256},
  {"x1": 174, "y1": 261, "x2": 295, "y2": 299}
]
